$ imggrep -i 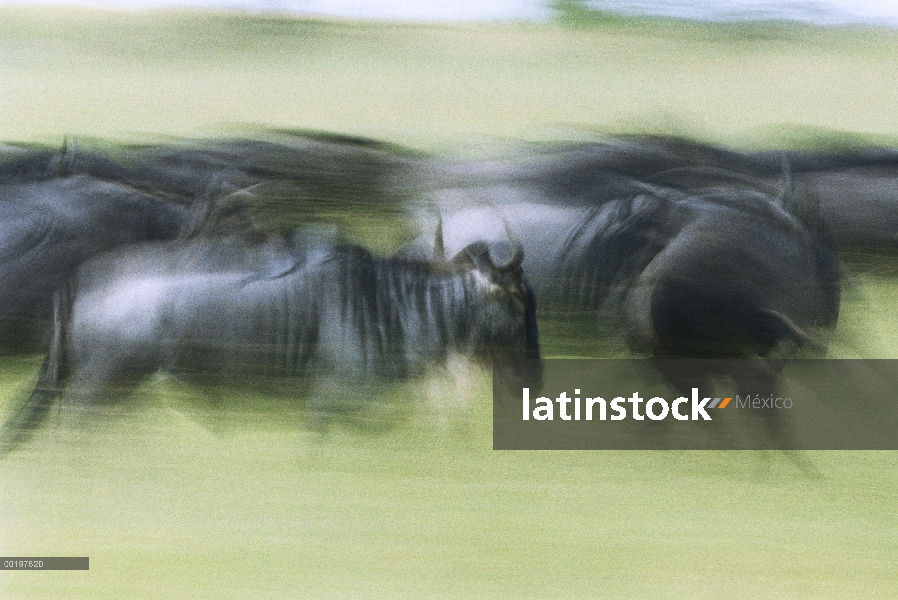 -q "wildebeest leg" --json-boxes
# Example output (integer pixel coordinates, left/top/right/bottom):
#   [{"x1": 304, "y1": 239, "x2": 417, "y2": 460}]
[
  {"x1": 0, "y1": 290, "x2": 69, "y2": 455},
  {"x1": 0, "y1": 349, "x2": 63, "y2": 454},
  {"x1": 63, "y1": 352, "x2": 157, "y2": 412},
  {"x1": 651, "y1": 360, "x2": 741, "y2": 449},
  {"x1": 632, "y1": 272, "x2": 788, "y2": 452},
  {"x1": 729, "y1": 361, "x2": 820, "y2": 477},
  {"x1": 0, "y1": 289, "x2": 142, "y2": 453},
  {"x1": 63, "y1": 283, "x2": 166, "y2": 413},
  {"x1": 419, "y1": 354, "x2": 482, "y2": 433},
  {"x1": 306, "y1": 370, "x2": 414, "y2": 434},
  {"x1": 304, "y1": 374, "x2": 370, "y2": 434}
]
